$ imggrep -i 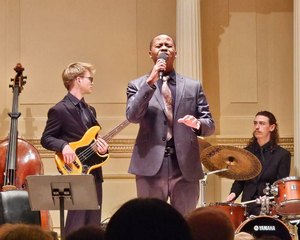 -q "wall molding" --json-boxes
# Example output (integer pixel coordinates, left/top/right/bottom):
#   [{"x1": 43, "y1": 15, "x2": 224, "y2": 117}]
[
  {"x1": 26, "y1": 137, "x2": 294, "y2": 158},
  {"x1": 3, "y1": 137, "x2": 292, "y2": 180}
]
